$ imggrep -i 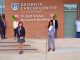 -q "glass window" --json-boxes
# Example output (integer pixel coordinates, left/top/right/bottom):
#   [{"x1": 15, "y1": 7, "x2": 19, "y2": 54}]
[
  {"x1": 0, "y1": 0, "x2": 5, "y2": 15},
  {"x1": 64, "y1": 4, "x2": 77, "y2": 11}
]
